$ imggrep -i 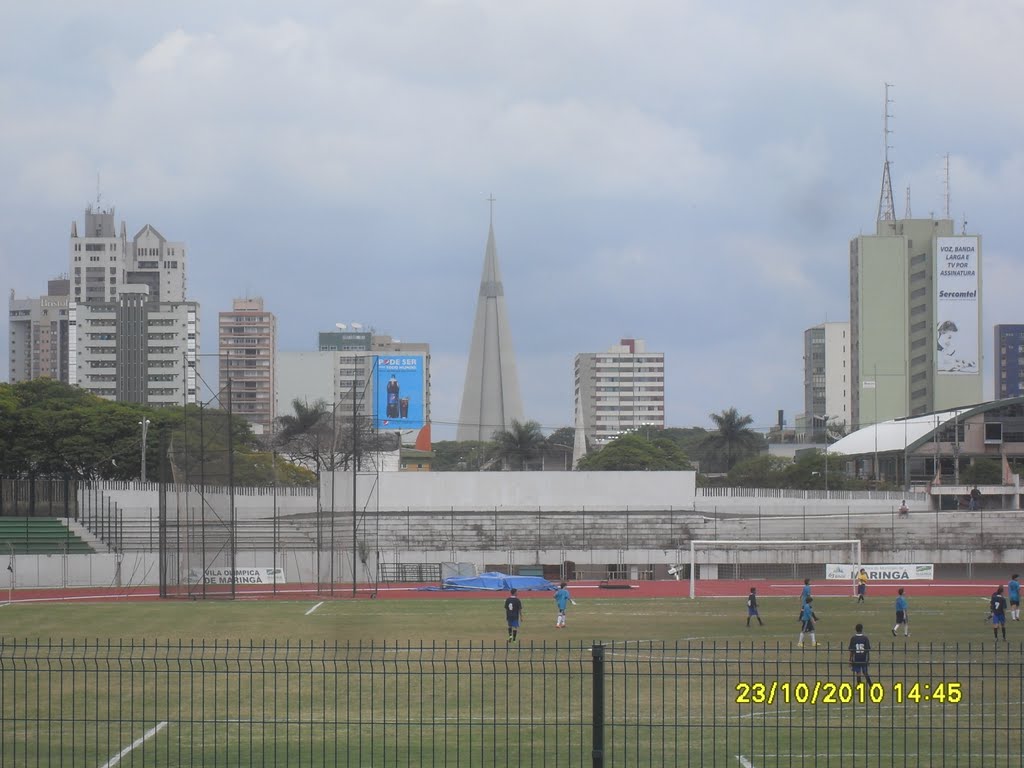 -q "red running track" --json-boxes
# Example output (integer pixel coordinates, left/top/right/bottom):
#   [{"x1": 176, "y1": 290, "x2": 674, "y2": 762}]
[{"x1": 3, "y1": 579, "x2": 1008, "y2": 605}]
